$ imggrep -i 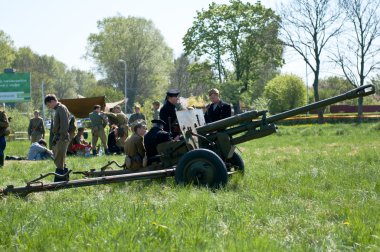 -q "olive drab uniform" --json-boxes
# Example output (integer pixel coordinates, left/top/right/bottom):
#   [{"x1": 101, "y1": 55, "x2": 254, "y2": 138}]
[
  {"x1": 52, "y1": 102, "x2": 71, "y2": 170},
  {"x1": 28, "y1": 116, "x2": 45, "y2": 143},
  {"x1": 105, "y1": 111, "x2": 129, "y2": 135},
  {"x1": 124, "y1": 132, "x2": 146, "y2": 170},
  {"x1": 0, "y1": 111, "x2": 10, "y2": 167},
  {"x1": 128, "y1": 113, "x2": 146, "y2": 126},
  {"x1": 89, "y1": 111, "x2": 108, "y2": 154},
  {"x1": 105, "y1": 112, "x2": 119, "y2": 126}
]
